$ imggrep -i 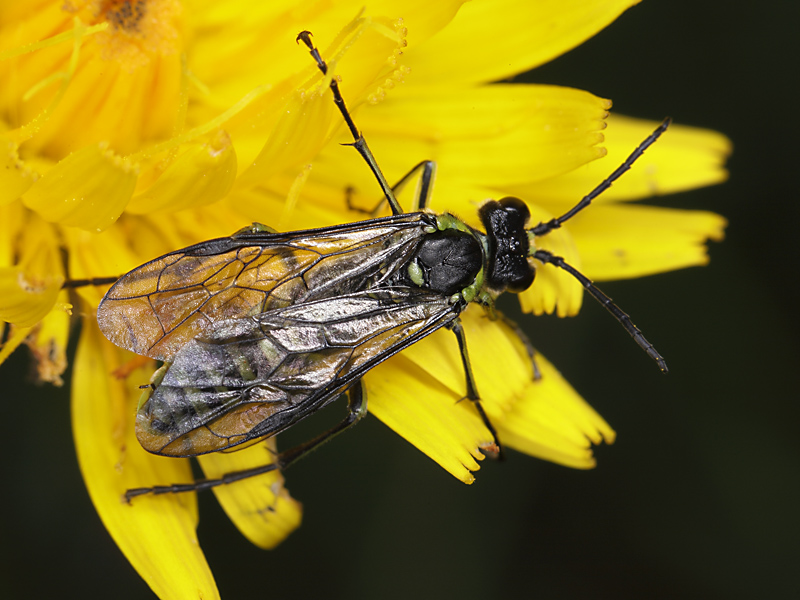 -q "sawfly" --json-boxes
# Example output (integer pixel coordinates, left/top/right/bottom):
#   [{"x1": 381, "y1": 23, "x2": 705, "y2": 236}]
[{"x1": 94, "y1": 32, "x2": 669, "y2": 500}]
